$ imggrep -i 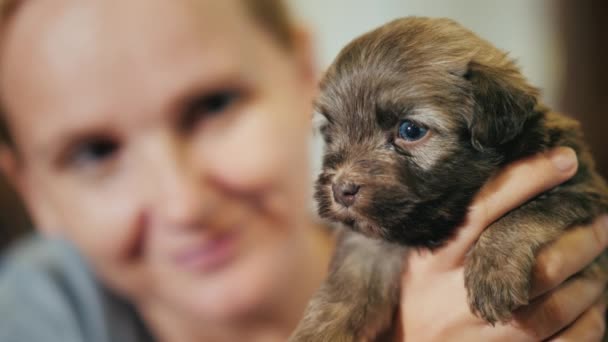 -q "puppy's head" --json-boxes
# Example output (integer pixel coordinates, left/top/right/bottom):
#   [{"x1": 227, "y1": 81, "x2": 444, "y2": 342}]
[{"x1": 315, "y1": 17, "x2": 543, "y2": 248}]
